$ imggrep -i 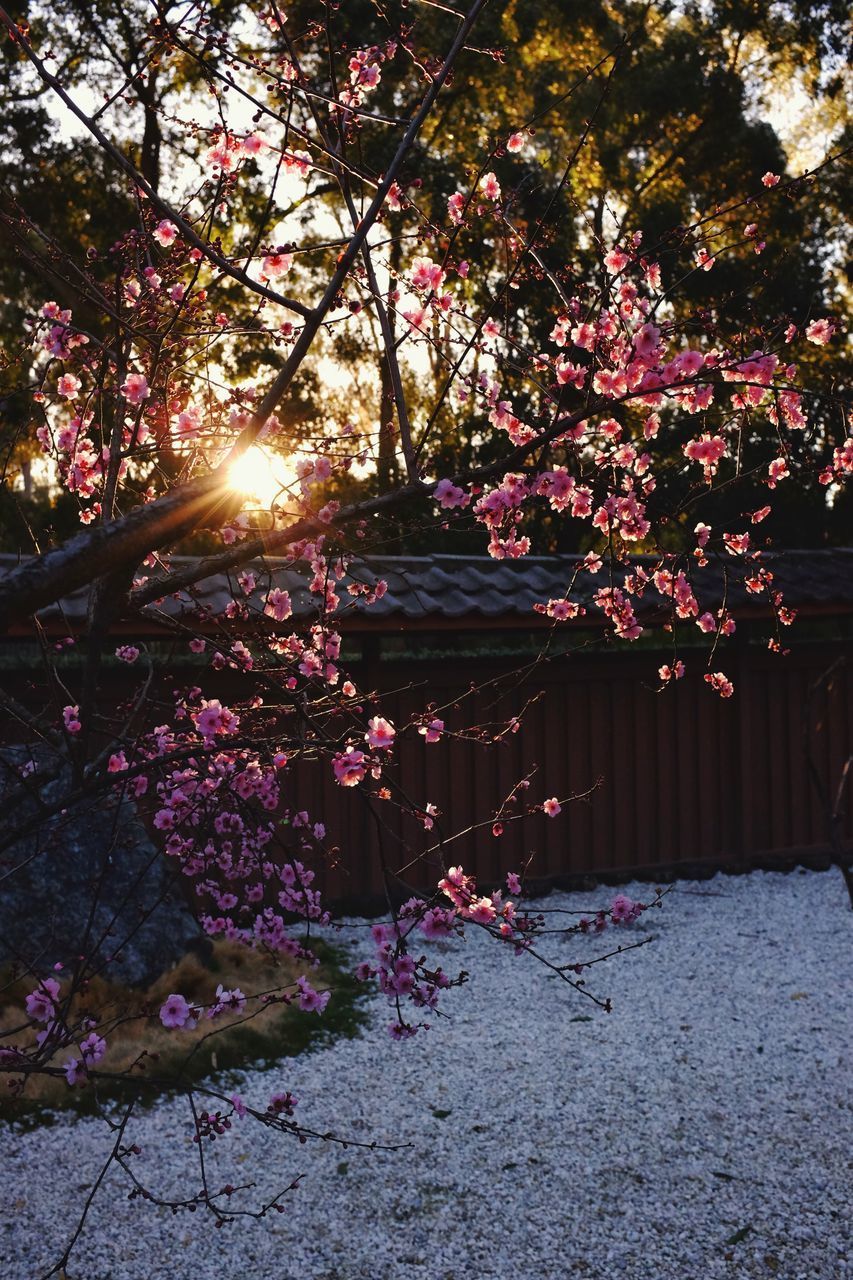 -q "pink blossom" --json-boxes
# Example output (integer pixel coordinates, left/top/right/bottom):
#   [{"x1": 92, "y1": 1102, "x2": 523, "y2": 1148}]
[
  {"x1": 402, "y1": 307, "x2": 428, "y2": 333},
  {"x1": 705, "y1": 671, "x2": 734, "y2": 698},
  {"x1": 333, "y1": 747, "x2": 367, "y2": 787},
  {"x1": 80, "y1": 1032, "x2": 107, "y2": 1062},
  {"x1": 230, "y1": 640, "x2": 253, "y2": 670},
  {"x1": 421, "y1": 802, "x2": 439, "y2": 831},
  {"x1": 479, "y1": 172, "x2": 501, "y2": 201},
  {"x1": 571, "y1": 321, "x2": 597, "y2": 351},
  {"x1": 434, "y1": 478, "x2": 469, "y2": 509},
  {"x1": 206, "y1": 136, "x2": 238, "y2": 172},
  {"x1": 261, "y1": 252, "x2": 293, "y2": 281},
  {"x1": 385, "y1": 181, "x2": 404, "y2": 211},
  {"x1": 674, "y1": 349, "x2": 705, "y2": 377},
  {"x1": 366, "y1": 716, "x2": 395, "y2": 749},
  {"x1": 25, "y1": 977, "x2": 61, "y2": 1023},
  {"x1": 175, "y1": 405, "x2": 201, "y2": 439},
  {"x1": 506, "y1": 871, "x2": 522, "y2": 895},
  {"x1": 64, "y1": 1057, "x2": 87, "y2": 1087},
  {"x1": 610, "y1": 894, "x2": 641, "y2": 924},
  {"x1": 241, "y1": 133, "x2": 267, "y2": 156},
  {"x1": 438, "y1": 864, "x2": 472, "y2": 908},
  {"x1": 419, "y1": 906, "x2": 455, "y2": 939},
  {"x1": 724, "y1": 532, "x2": 750, "y2": 556},
  {"x1": 762, "y1": 171, "x2": 780, "y2": 187},
  {"x1": 107, "y1": 752, "x2": 128, "y2": 773},
  {"x1": 268, "y1": 1090, "x2": 298, "y2": 1115},
  {"x1": 153, "y1": 219, "x2": 178, "y2": 248},
  {"x1": 542, "y1": 797, "x2": 561, "y2": 817},
  {"x1": 659, "y1": 661, "x2": 685, "y2": 682},
  {"x1": 57, "y1": 374, "x2": 81, "y2": 400},
  {"x1": 115, "y1": 645, "x2": 139, "y2": 663},
  {"x1": 805, "y1": 318, "x2": 836, "y2": 346},
  {"x1": 418, "y1": 718, "x2": 444, "y2": 743},
  {"x1": 644, "y1": 261, "x2": 662, "y2": 289},
  {"x1": 768, "y1": 457, "x2": 789, "y2": 487},
  {"x1": 465, "y1": 895, "x2": 497, "y2": 923},
  {"x1": 191, "y1": 699, "x2": 240, "y2": 744},
  {"x1": 595, "y1": 367, "x2": 629, "y2": 399},
  {"x1": 388, "y1": 1021, "x2": 416, "y2": 1040},
  {"x1": 349, "y1": 50, "x2": 381, "y2": 88},
  {"x1": 410, "y1": 256, "x2": 445, "y2": 292},
  {"x1": 211, "y1": 985, "x2": 246, "y2": 1016},
  {"x1": 543, "y1": 598, "x2": 575, "y2": 622},
  {"x1": 555, "y1": 358, "x2": 585, "y2": 388},
  {"x1": 684, "y1": 433, "x2": 727, "y2": 479},
  {"x1": 447, "y1": 192, "x2": 466, "y2": 224},
  {"x1": 604, "y1": 247, "x2": 629, "y2": 274},
  {"x1": 159, "y1": 993, "x2": 191, "y2": 1028},
  {"x1": 283, "y1": 149, "x2": 311, "y2": 178},
  {"x1": 506, "y1": 131, "x2": 525, "y2": 153},
  {"x1": 633, "y1": 323, "x2": 661, "y2": 360},
  {"x1": 63, "y1": 705, "x2": 82, "y2": 734},
  {"x1": 121, "y1": 373, "x2": 150, "y2": 405},
  {"x1": 296, "y1": 976, "x2": 330, "y2": 1013}
]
